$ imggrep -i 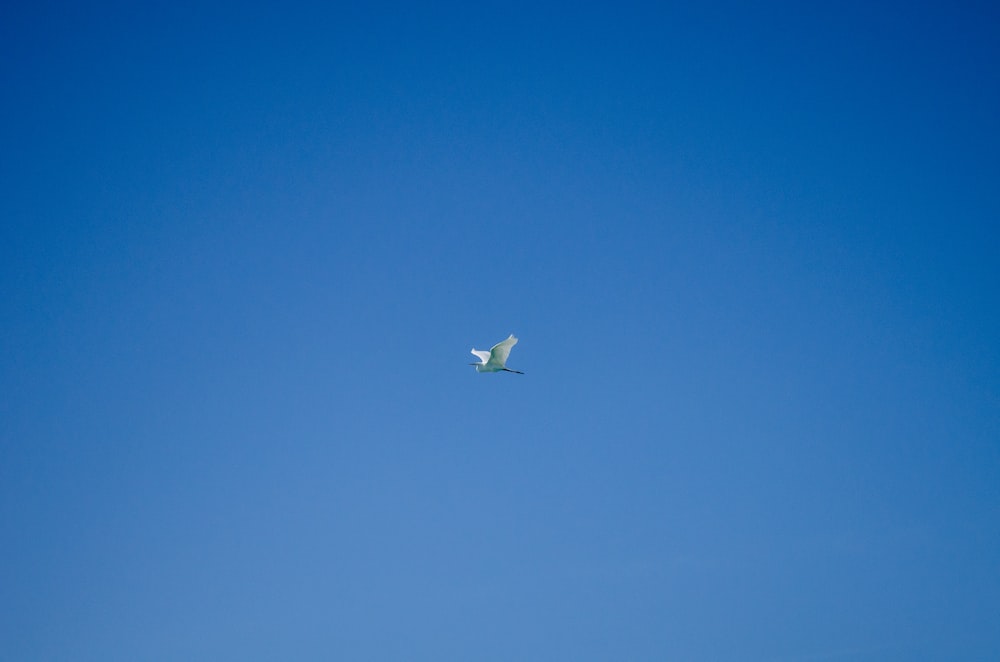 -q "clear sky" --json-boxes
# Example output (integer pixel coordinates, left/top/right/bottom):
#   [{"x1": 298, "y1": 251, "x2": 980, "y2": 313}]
[{"x1": 2, "y1": 2, "x2": 999, "y2": 660}]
